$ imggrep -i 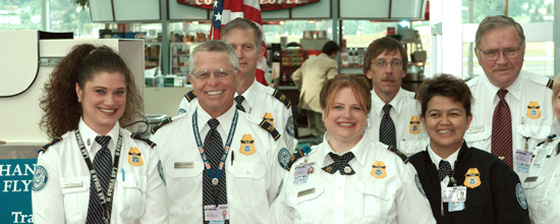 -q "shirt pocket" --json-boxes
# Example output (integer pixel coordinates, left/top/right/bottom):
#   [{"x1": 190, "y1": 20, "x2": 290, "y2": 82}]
[
  {"x1": 286, "y1": 185, "x2": 325, "y2": 224},
  {"x1": 166, "y1": 161, "x2": 204, "y2": 208},
  {"x1": 516, "y1": 124, "x2": 551, "y2": 151},
  {"x1": 463, "y1": 125, "x2": 492, "y2": 151},
  {"x1": 398, "y1": 138, "x2": 429, "y2": 156},
  {"x1": 117, "y1": 171, "x2": 147, "y2": 221},
  {"x1": 356, "y1": 181, "x2": 398, "y2": 223},
  {"x1": 228, "y1": 161, "x2": 266, "y2": 207},
  {"x1": 60, "y1": 177, "x2": 90, "y2": 224}
]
